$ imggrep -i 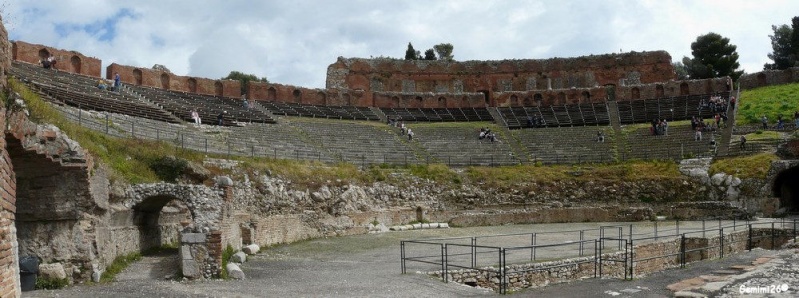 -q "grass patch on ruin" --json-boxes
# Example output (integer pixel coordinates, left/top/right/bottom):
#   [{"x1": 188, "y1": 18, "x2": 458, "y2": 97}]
[
  {"x1": 220, "y1": 244, "x2": 235, "y2": 280},
  {"x1": 742, "y1": 130, "x2": 784, "y2": 141},
  {"x1": 100, "y1": 252, "x2": 142, "y2": 282},
  {"x1": 35, "y1": 277, "x2": 69, "y2": 290},
  {"x1": 737, "y1": 82, "x2": 799, "y2": 125},
  {"x1": 464, "y1": 160, "x2": 681, "y2": 189},
  {"x1": 709, "y1": 153, "x2": 779, "y2": 179}
]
